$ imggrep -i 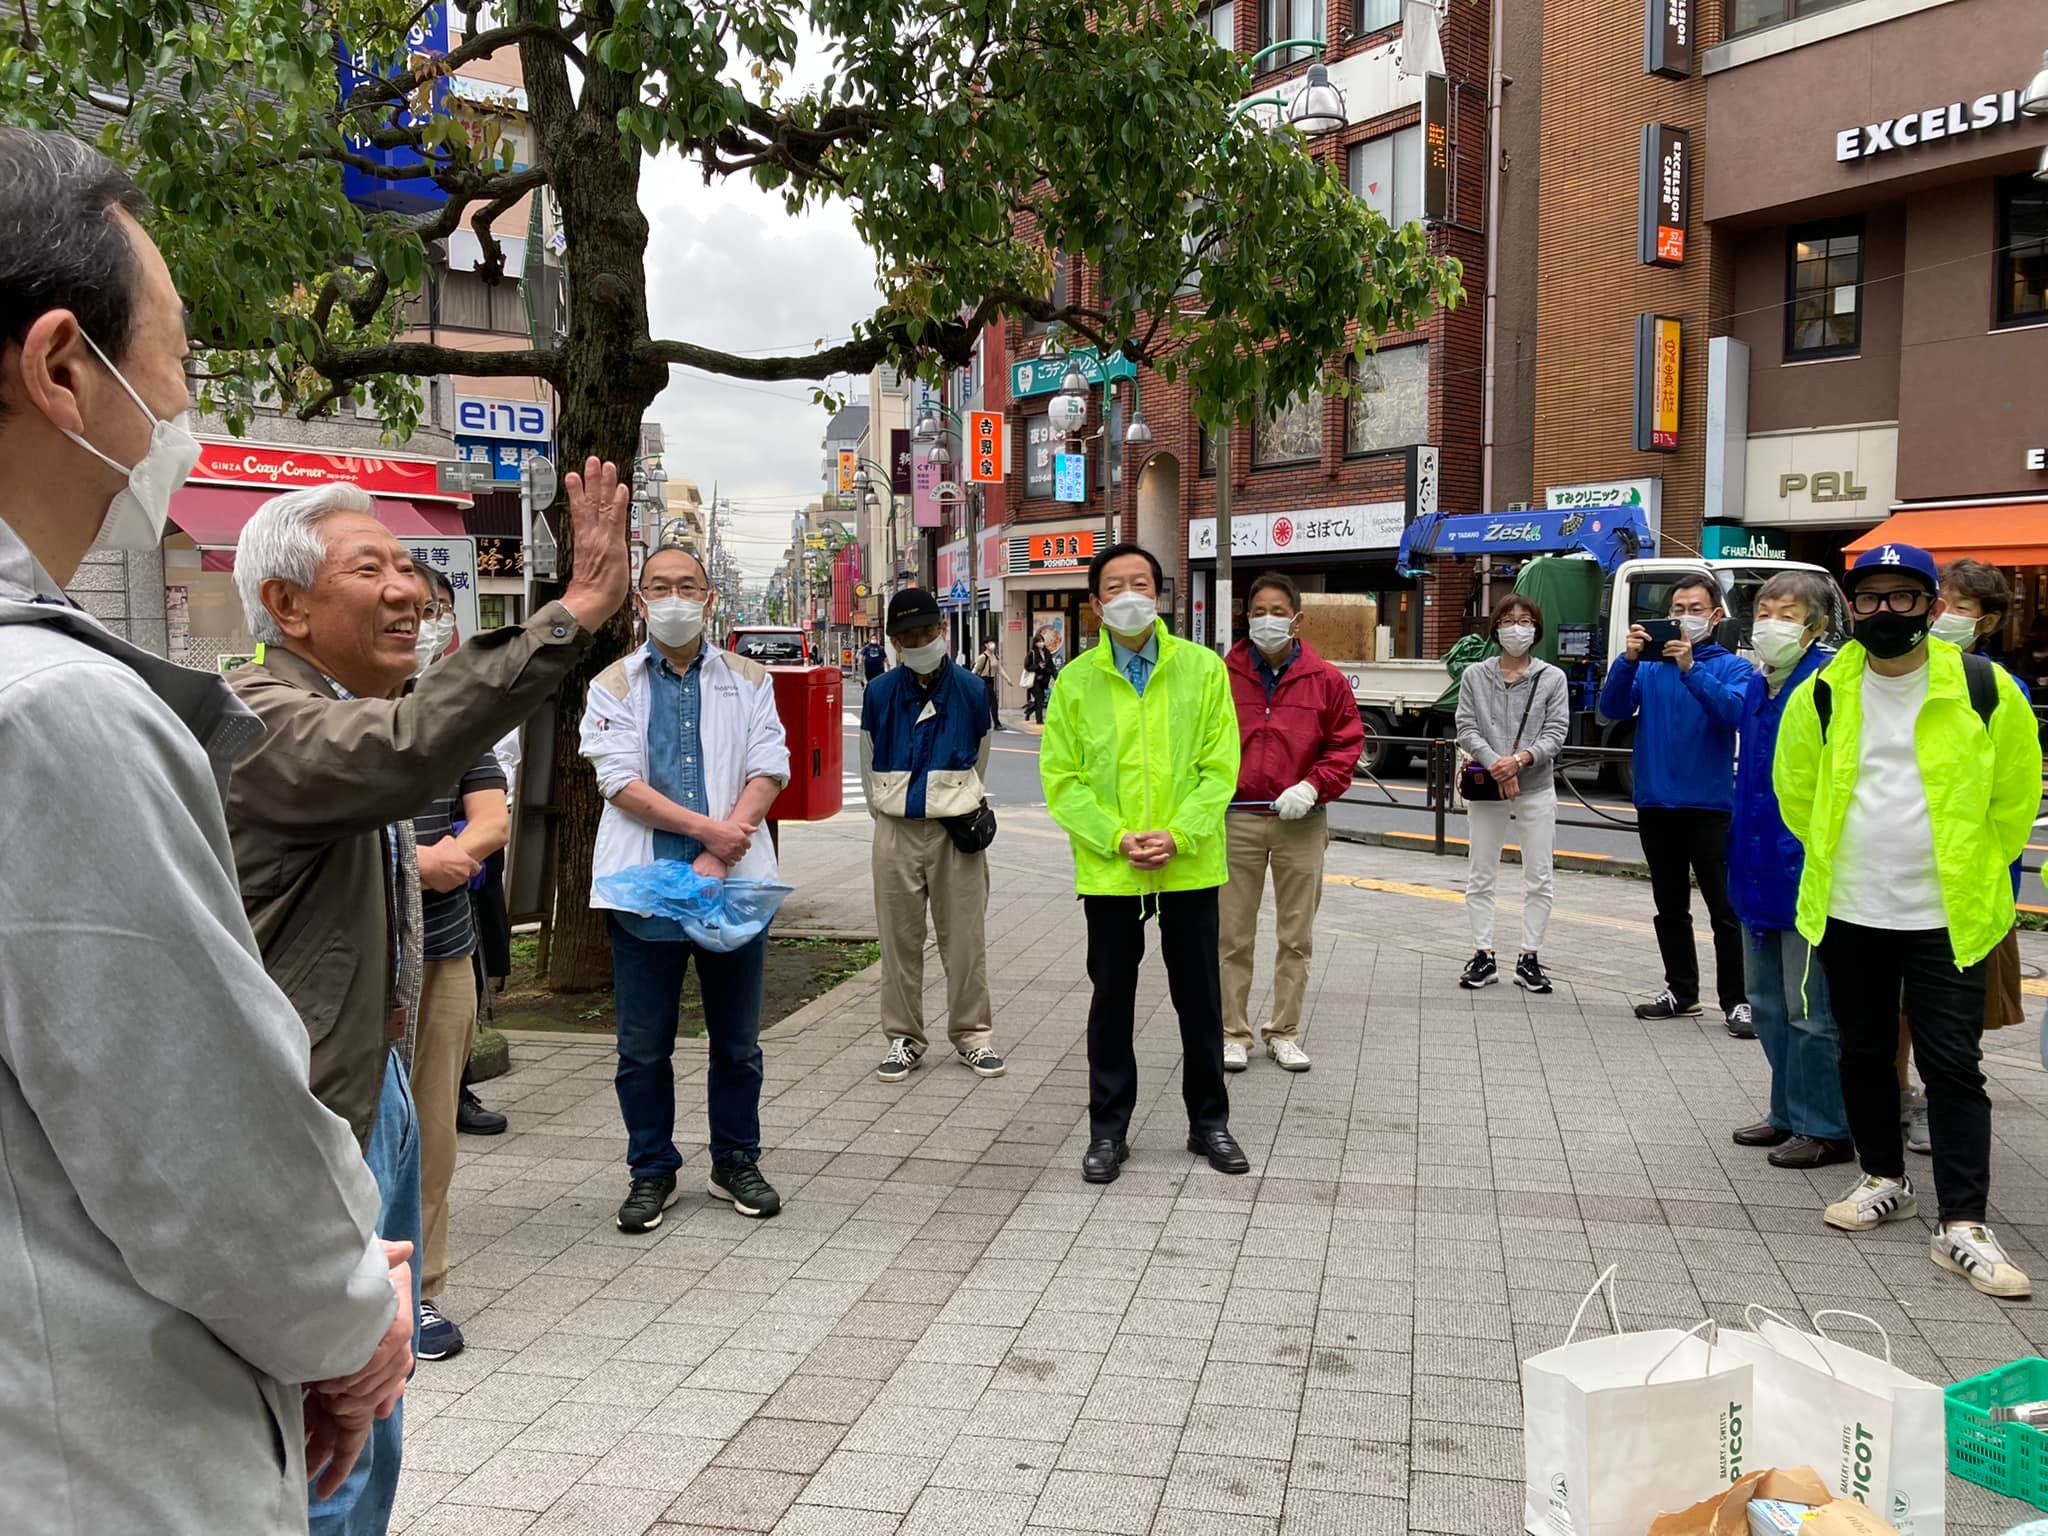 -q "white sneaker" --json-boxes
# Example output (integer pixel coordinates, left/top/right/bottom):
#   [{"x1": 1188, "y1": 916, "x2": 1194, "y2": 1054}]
[
  {"x1": 1824, "y1": 1173, "x2": 1917, "y2": 1233},
  {"x1": 1222, "y1": 1042, "x2": 1249, "y2": 1072},
  {"x1": 1933, "y1": 1223, "x2": 2032, "y2": 1299},
  {"x1": 1266, "y1": 1038, "x2": 1311, "y2": 1073}
]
